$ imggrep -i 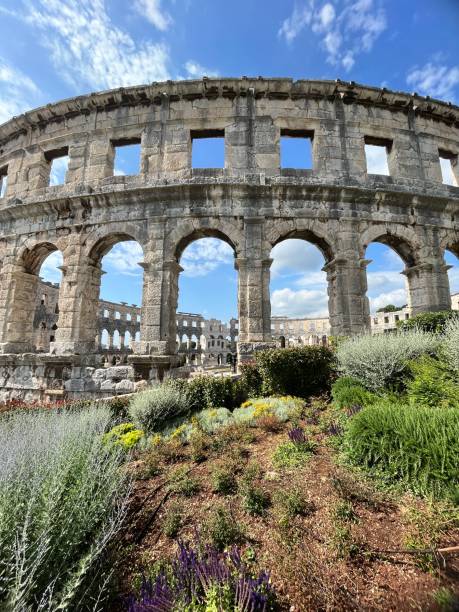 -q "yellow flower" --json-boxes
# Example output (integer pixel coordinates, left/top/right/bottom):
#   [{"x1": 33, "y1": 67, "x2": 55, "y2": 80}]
[
  {"x1": 240, "y1": 400, "x2": 252, "y2": 409},
  {"x1": 151, "y1": 433, "x2": 162, "y2": 447}
]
